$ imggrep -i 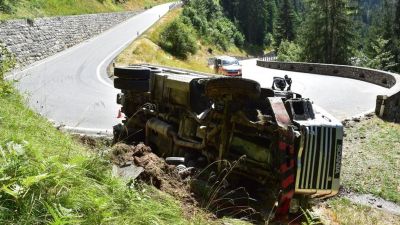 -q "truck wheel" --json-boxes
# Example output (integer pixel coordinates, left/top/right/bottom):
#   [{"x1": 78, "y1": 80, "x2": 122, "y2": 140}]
[
  {"x1": 114, "y1": 67, "x2": 151, "y2": 80},
  {"x1": 205, "y1": 77, "x2": 261, "y2": 100},
  {"x1": 114, "y1": 78, "x2": 149, "y2": 92}
]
